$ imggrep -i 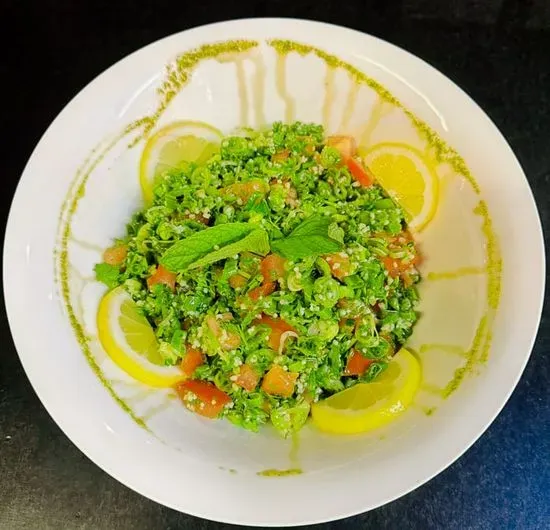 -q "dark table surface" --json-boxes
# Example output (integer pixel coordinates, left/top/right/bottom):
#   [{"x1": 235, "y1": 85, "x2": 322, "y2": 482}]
[{"x1": 2, "y1": 1, "x2": 549, "y2": 529}]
